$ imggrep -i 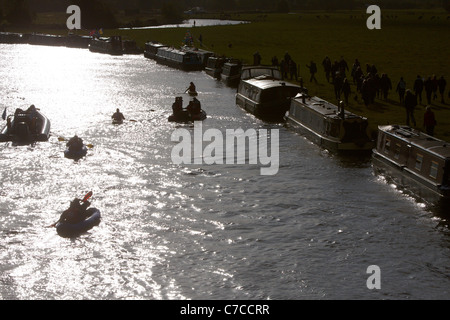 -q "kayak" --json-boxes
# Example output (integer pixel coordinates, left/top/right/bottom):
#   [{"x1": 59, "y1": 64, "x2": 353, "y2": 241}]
[
  {"x1": 168, "y1": 110, "x2": 207, "y2": 123},
  {"x1": 187, "y1": 90, "x2": 198, "y2": 96},
  {"x1": 64, "y1": 145, "x2": 88, "y2": 160},
  {"x1": 56, "y1": 208, "x2": 101, "y2": 238},
  {"x1": 112, "y1": 118, "x2": 123, "y2": 125}
]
